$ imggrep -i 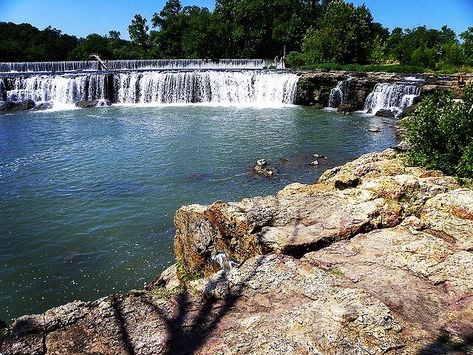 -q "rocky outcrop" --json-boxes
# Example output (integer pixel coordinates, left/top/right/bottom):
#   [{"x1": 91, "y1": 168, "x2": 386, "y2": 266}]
[
  {"x1": 1, "y1": 149, "x2": 472, "y2": 354},
  {"x1": 294, "y1": 71, "x2": 473, "y2": 113},
  {"x1": 295, "y1": 71, "x2": 403, "y2": 109}
]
